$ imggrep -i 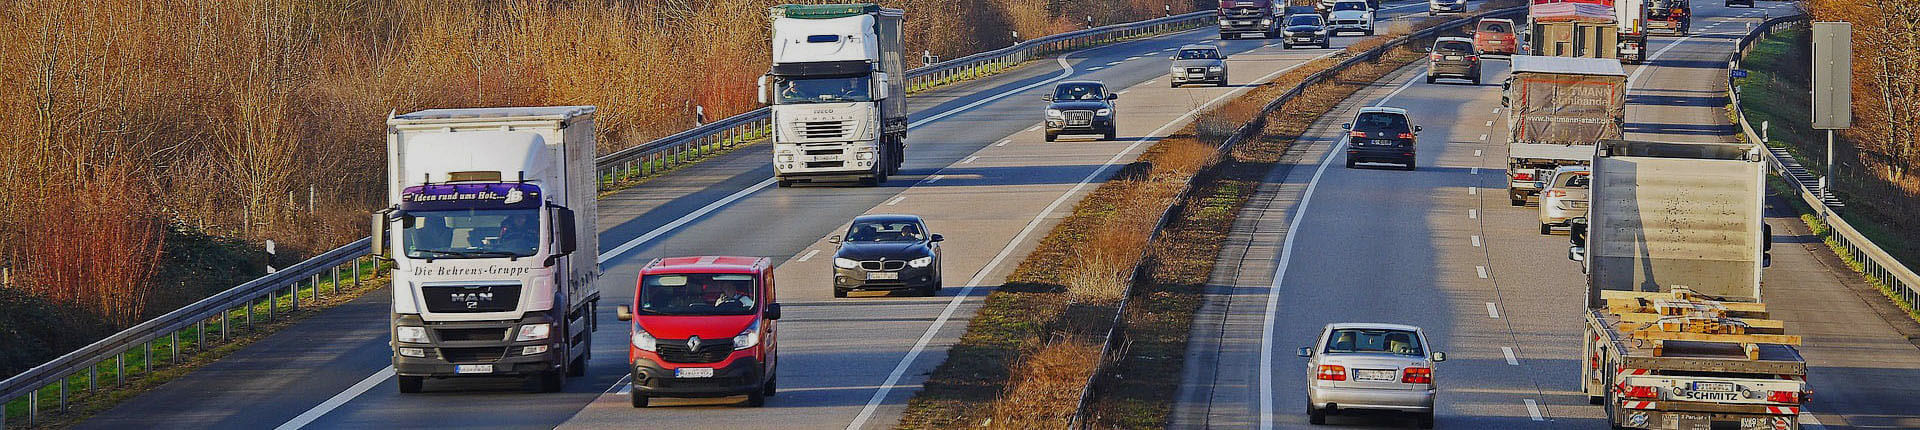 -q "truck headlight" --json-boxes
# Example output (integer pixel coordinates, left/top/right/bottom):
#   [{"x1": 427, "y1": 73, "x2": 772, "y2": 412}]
[
  {"x1": 732, "y1": 320, "x2": 762, "y2": 350},
  {"x1": 398, "y1": 347, "x2": 426, "y2": 358},
  {"x1": 1261, "y1": 19, "x2": 1272, "y2": 26},
  {"x1": 908, "y1": 256, "x2": 934, "y2": 268},
  {"x1": 1046, "y1": 109, "x2": 1063, "y2": 118},
  {"x1": 1095, "y1": 108, "x2": 1112, "y2": 116},
  {"x1": 396, "y1": 326, "x2": 428, "y2": 344},
  {"x1": 835, "y1": 257, "x2": 860, "y2": 269},
  {"x1": 856, "y1": 151, "x2": 875, "y2": 160},
  {"x1": 777, "y1": 154, "x2": 794, "y2": 163},
  {"x1": 515, "y1": 323, "x2": 551, "y2": 342},
  {"x1": 631, "y1": 327, "x2": 658, "y2": 351}
]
